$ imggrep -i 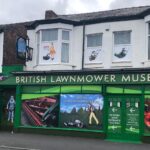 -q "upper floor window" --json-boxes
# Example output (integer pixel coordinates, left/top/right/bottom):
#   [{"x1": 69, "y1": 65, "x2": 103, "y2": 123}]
[
  {"x1": 148, "y1": 23, "x2": 150, "y2": 60},
  {"x1": 42, "y1": 29, "x2": 58, "y2": 41},
  {"x1": 112, "y1": 31, "x2": 131, "y2": 62},
  {"x1": 84, "y1": 33, "x2": 103, "y2": 64},
  {"x1": 61, "y1": 30, "x2": 69, "y2": 63},
  {"x1": 38, "y1": 29, "x2": 71, "y2": 65}
]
